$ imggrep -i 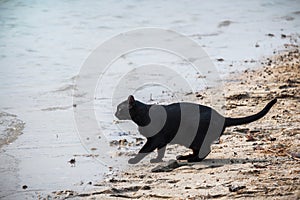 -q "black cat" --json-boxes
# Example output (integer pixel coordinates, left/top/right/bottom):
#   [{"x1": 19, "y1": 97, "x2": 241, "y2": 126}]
[{"x1": 115, "y1": 95, "x2": 277, "y2": 164}]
